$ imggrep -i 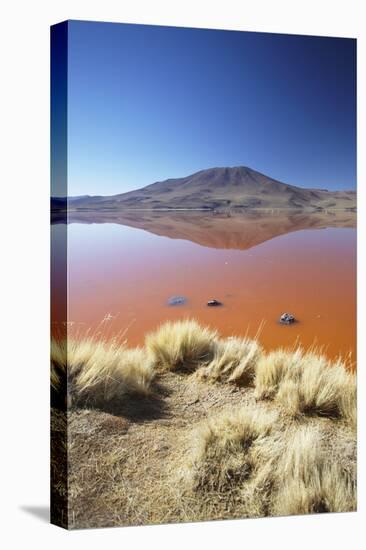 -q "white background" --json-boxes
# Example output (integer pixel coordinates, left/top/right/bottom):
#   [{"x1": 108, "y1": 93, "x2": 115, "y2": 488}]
[{"x1": 0, "y1": 0, "x2": 365, "y2": 548}]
